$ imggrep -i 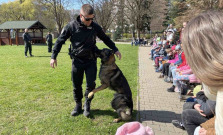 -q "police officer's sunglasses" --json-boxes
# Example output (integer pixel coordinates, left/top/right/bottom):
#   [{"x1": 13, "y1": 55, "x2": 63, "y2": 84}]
[{"x1": 81, "y1": 14, "x2": 94, "y2": 21}]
